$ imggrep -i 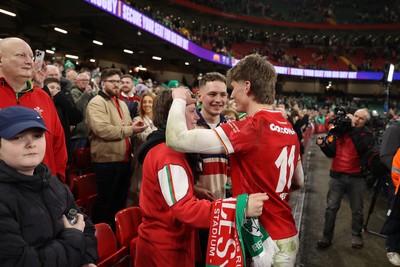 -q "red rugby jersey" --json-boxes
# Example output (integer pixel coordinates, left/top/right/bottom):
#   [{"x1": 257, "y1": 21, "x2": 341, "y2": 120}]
[{"x1": 215, "y1": 109, "x2": 300, "y2": 240}]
